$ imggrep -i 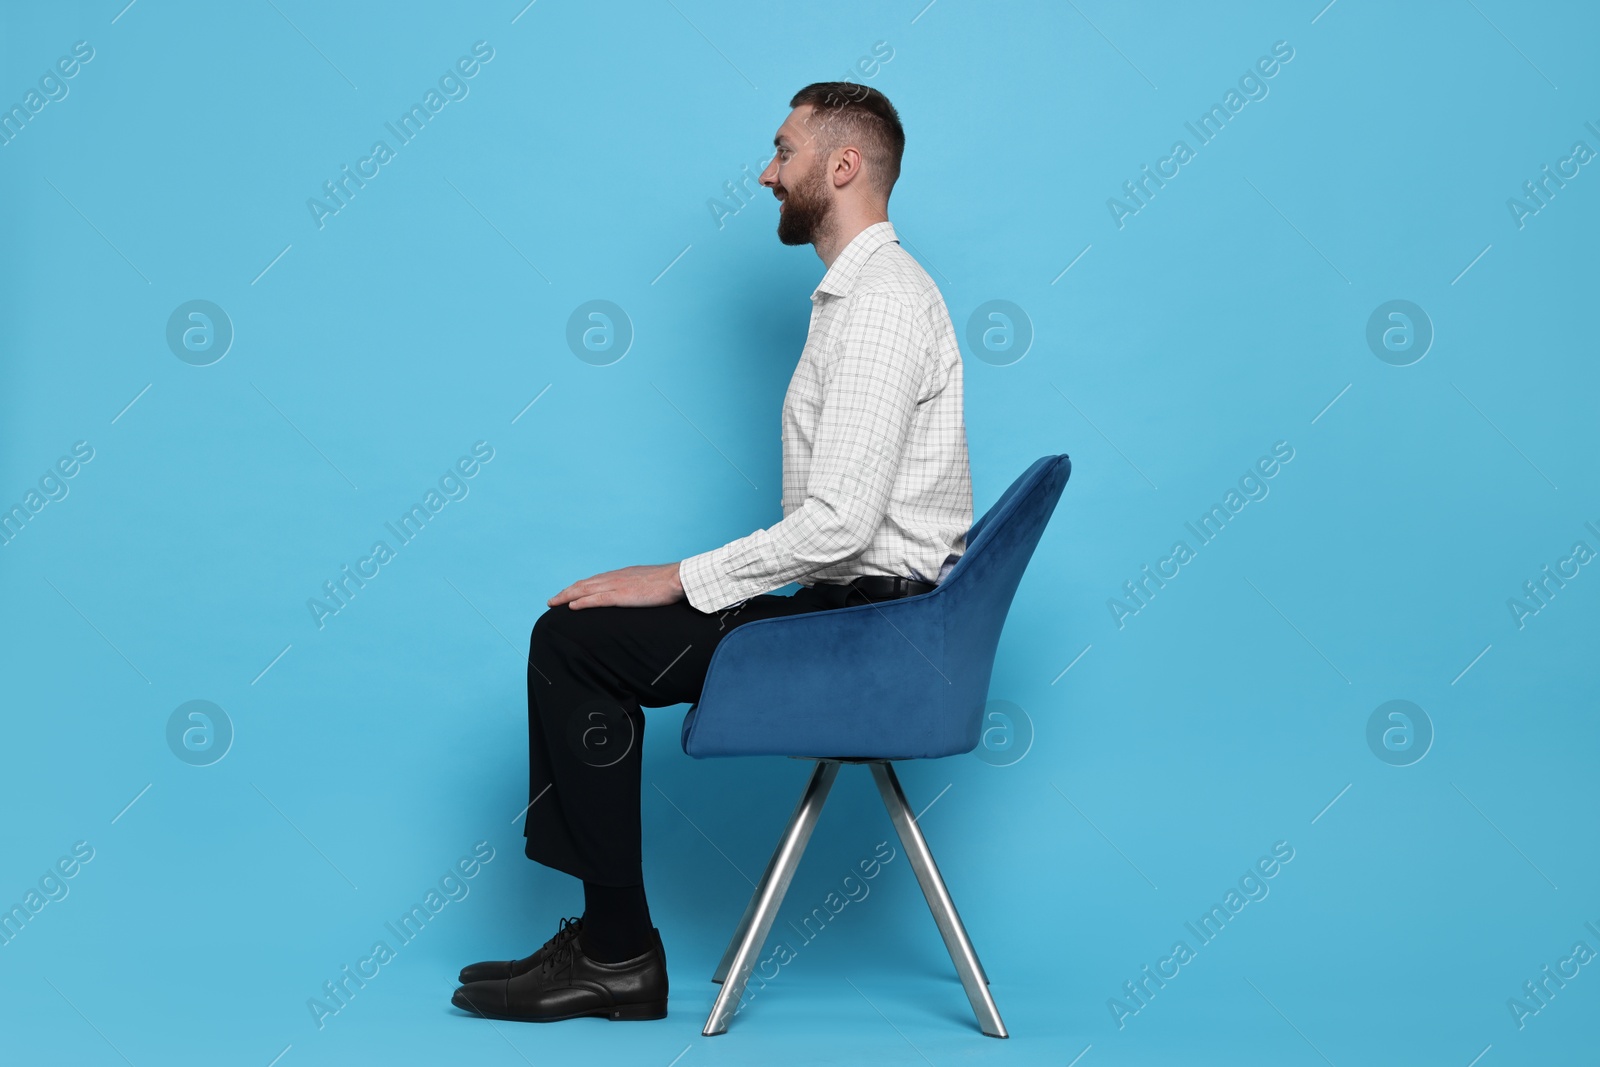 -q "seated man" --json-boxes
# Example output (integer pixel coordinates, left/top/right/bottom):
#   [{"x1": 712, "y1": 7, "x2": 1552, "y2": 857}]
[{"x1": 452, "y1": 80, "x2": 972, "y2": 1024}]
